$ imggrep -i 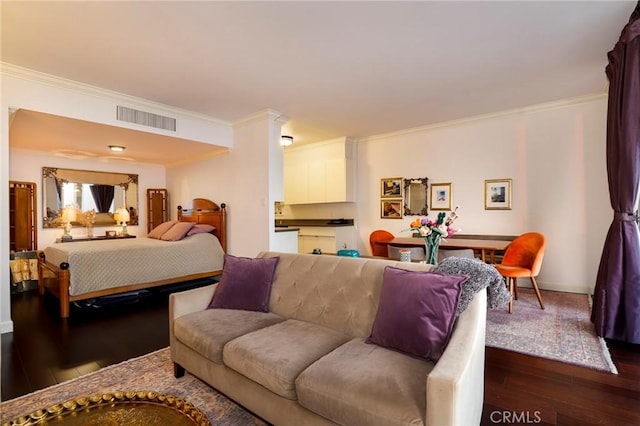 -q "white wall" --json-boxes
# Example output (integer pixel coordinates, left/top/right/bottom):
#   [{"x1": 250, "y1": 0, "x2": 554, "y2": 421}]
[
  {"x1": 9, "y1": 149, "x2": 166, "y2": 247},
  {"x1": 0, "y1": 64, "x2": 233, "y2": 333},
  {"x1": 356, "y1": 96, "x2": 611, "y2": 294},
  {"x1": 167, "y1": 110, "x2": 285, "y2": 258},
  {"x1": 0, "y1": 62, "x2": 613, "y2": 334}
]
